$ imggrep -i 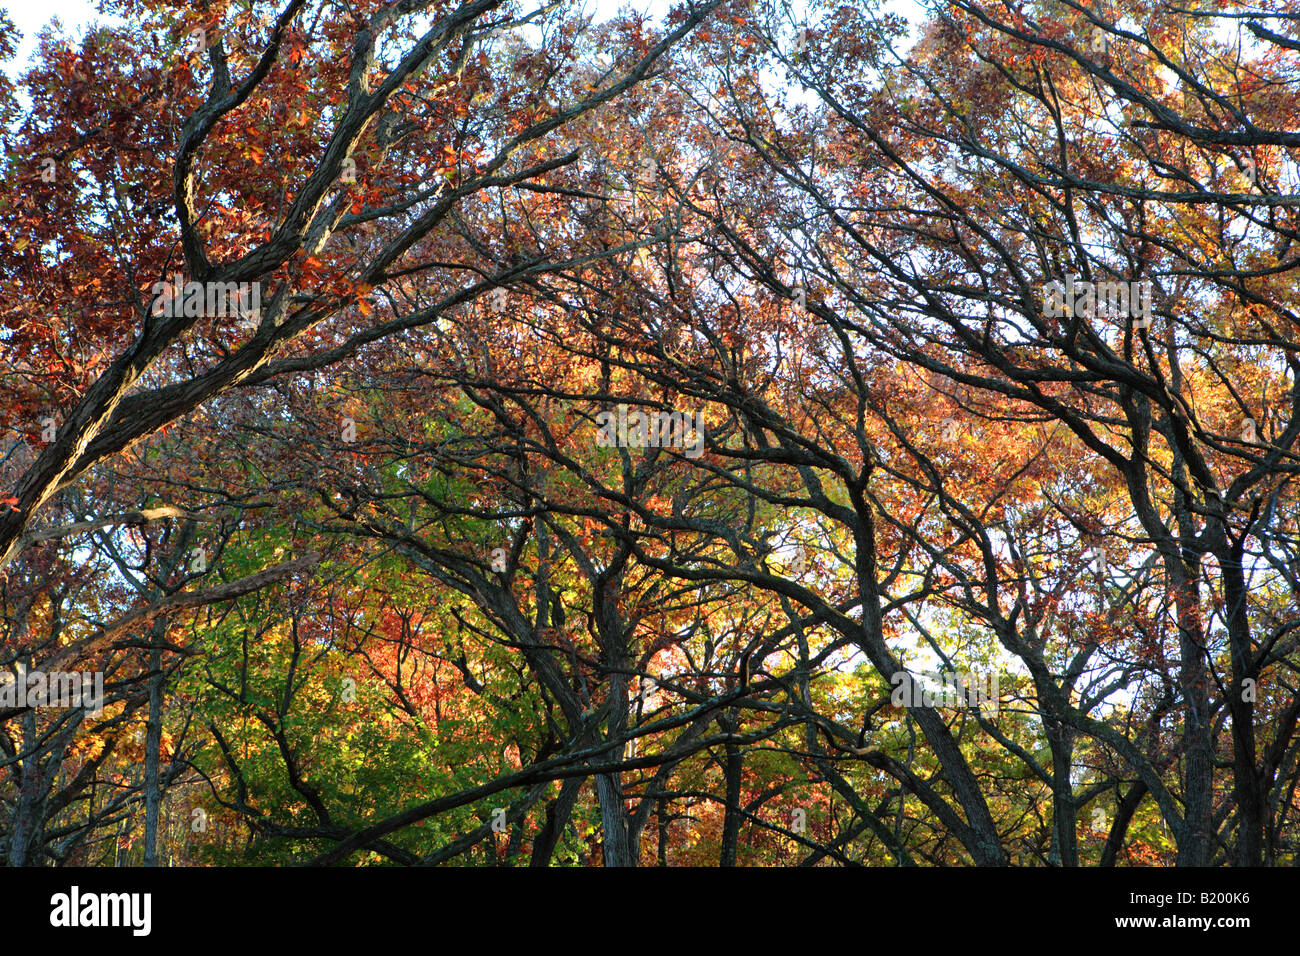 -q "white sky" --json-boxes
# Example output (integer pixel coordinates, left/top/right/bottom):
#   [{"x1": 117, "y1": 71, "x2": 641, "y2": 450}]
[
  {"x1": 0, "y1": 0, "x2": 665, "y2": 78},
  {"x1": 3, "y1": 0, "x2": 921, "y2": 79},
  {"x1": 3, "y1": 0, "x2": 114, "y2": 77}
]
